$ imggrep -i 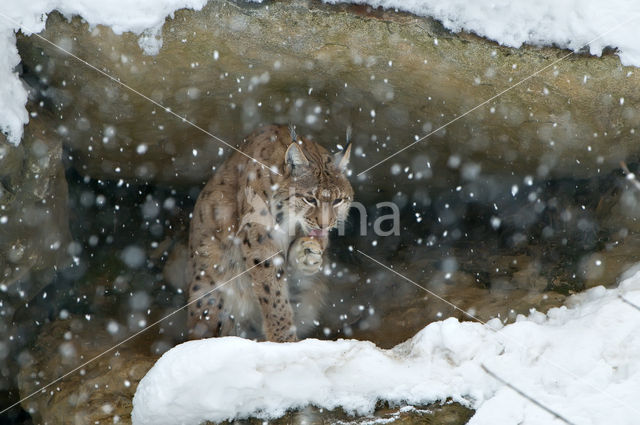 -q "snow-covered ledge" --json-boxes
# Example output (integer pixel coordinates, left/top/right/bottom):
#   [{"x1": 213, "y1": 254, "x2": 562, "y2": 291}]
[
  {"x1": 8, "y1": 0, "x2": 640, "y2": 187},
  {"x1": 132, "y1": 275, "x2": 640, "y2": 425},
  {"x1": 324, "y1": 0, "x2": 640, "y2": 66},
  {"x1": 3, "y1": 0, "x2": 640, "y2": 146},
  {"x1": 0, "y1": 0, "x2": 209, "y2": 145}
]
